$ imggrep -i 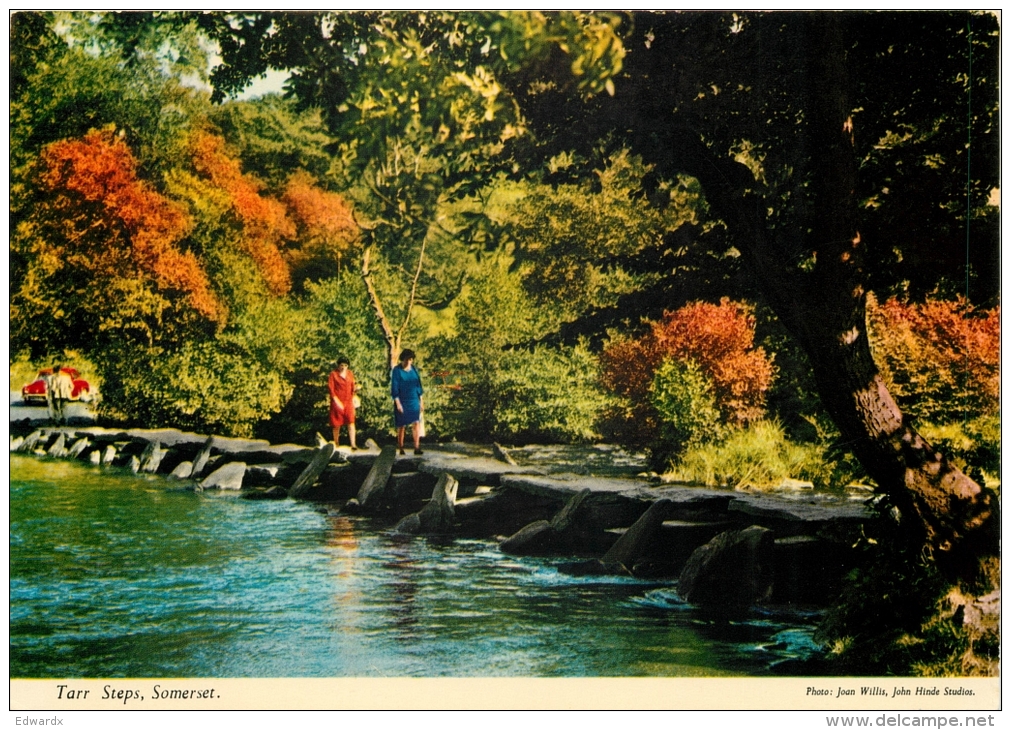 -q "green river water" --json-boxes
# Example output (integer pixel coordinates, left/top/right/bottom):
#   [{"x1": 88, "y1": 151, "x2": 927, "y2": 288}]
[{"x1": 10, "y1": 454, "x2": 823, "y2": 677}]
